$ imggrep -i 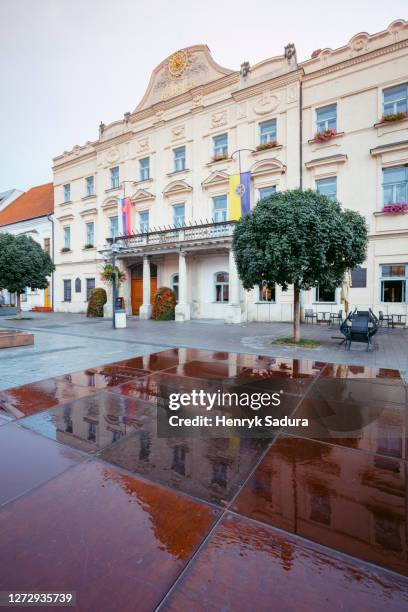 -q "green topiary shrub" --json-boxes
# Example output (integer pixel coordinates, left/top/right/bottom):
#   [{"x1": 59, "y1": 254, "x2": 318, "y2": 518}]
[
  {"x1": 151, "y1": 287, "x2": 176, "y2": 320},
  {"x1": 87, "y1": 287, "x2": 107, "y2": 318}
]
